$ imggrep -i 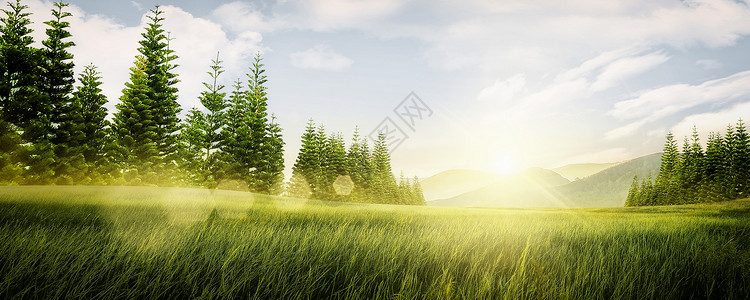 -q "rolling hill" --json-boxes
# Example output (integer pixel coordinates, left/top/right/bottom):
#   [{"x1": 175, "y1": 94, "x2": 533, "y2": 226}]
[
  {"x1": 553, "y1": 162, "x2": 619, "y2": 181},
  {"x1": 430, "y1": 153, "x2": 662, "y2": 208},
  {"x1": 428, "y1": 168, "x2": 570, "y2": 207},
  {"x1": 419, "y1": 169, "x2": 502, "y2": 201}
]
